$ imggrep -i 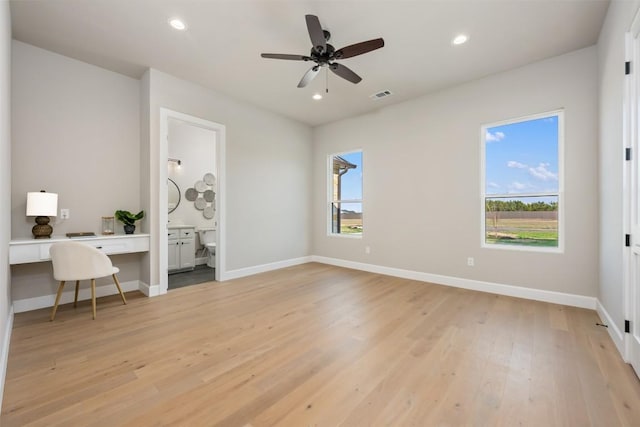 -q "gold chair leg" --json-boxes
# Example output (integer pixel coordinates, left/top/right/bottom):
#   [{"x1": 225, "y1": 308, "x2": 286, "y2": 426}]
[
  {"x1": 112, "y1": 274, "x2": 127, "y2": 305},
  {"x1": 50, "y1": 281, "x2": 66, "y2": 321},
  {"x1": 74, "y1": 280, "x2": 80, "y2": 307},
  {"x1": 91, "y1": 278, "x2": 97, "y2": 320}
]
